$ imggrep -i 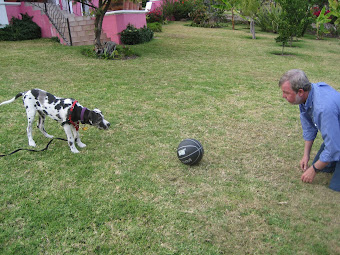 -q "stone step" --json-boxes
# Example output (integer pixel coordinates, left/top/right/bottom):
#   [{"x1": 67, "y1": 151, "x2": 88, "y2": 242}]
[{"x1": 25, "y1": 1, "x2": 109, "y2": 46}]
